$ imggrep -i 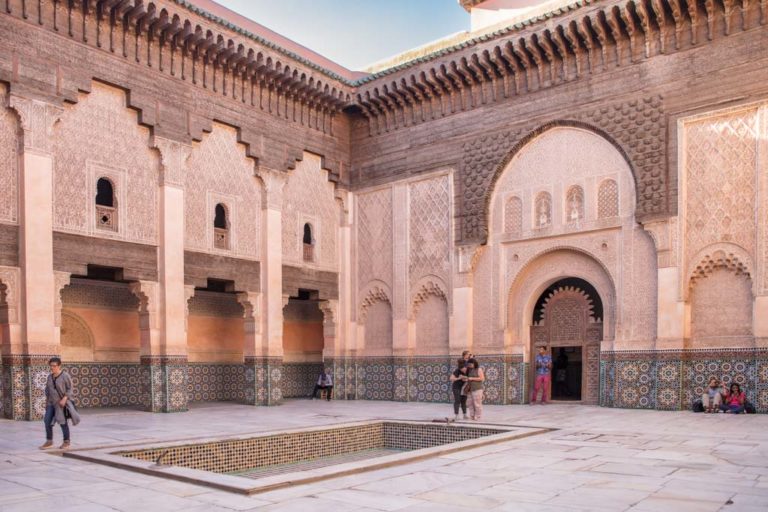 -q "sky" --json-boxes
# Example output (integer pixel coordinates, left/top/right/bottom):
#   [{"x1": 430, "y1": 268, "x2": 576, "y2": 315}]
[{"x1": 214, "y1": 0, "x2": 470, "y2": 71}]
